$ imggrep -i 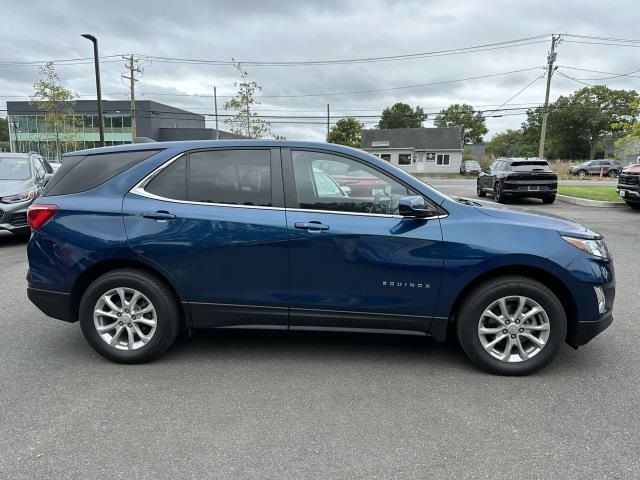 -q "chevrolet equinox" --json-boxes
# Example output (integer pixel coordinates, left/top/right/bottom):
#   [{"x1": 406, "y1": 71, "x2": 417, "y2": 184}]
[{"x1": 26, "y1": 141, "x2": 615, "y2": 375}]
